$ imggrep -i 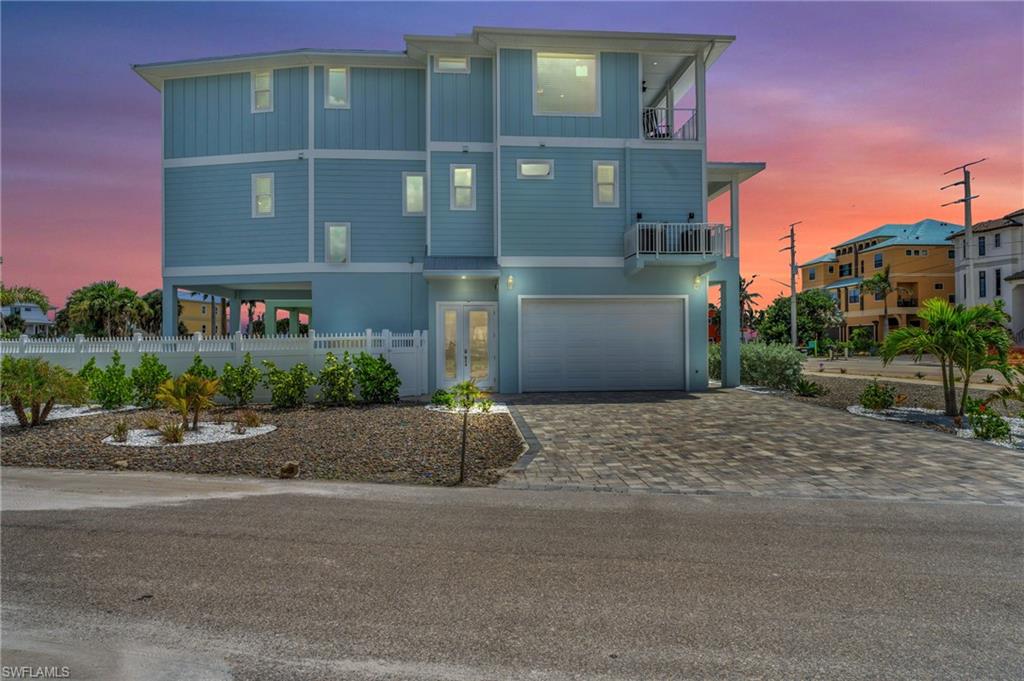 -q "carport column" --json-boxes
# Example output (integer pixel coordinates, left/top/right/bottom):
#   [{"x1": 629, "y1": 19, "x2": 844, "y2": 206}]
[
  {"x1": 229, "y1": 296, "x2": 241, "y2": 334},
  {"x1": 289, "y1": 309, "x2": 300, "y2": 335},
  {"x1": 264, "y1": 303, "x2": 277, "y2": 336},
  {"x1": 162, "y1": 282, "x2": 178, "y2": 336},
  {"x1": 210, "y1": 299, "x2": 217, "y2": 336},
  {"x1": 729, "y1": 179, "x2": 740, "y2": 257},
  {"x1": 720, "y1": 277, "x2": 741, "y2": 387}
]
